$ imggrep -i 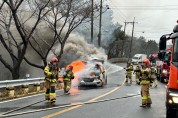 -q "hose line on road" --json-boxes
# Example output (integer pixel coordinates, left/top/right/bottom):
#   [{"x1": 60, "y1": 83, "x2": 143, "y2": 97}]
[
  {"x1": 0, "y1": 93, "x2": 140, "y2": 118},
  {"x1": 1, "y1": 92, "x2": 67, "y2": 115},
  {"x1": 1, "y1": 64, "x2": 121, "y2": 116}
]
